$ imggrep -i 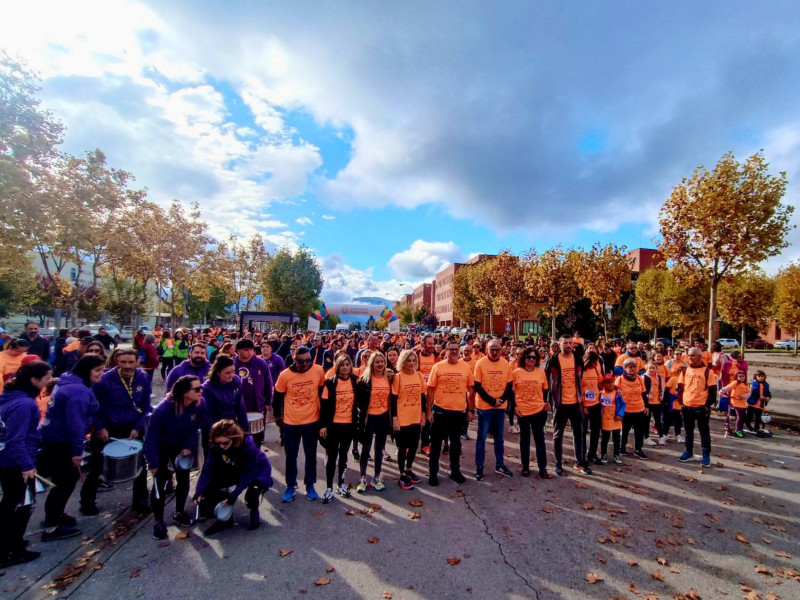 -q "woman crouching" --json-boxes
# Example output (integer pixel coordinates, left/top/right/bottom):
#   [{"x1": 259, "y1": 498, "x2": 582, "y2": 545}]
[{"x1": 193, "y1": 420, "x2": 272, "y2": 534}]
